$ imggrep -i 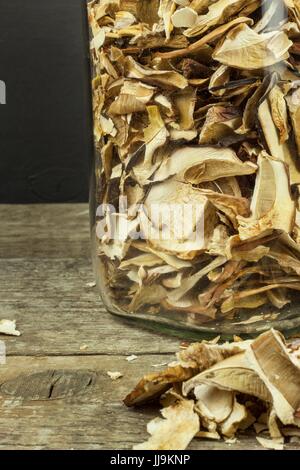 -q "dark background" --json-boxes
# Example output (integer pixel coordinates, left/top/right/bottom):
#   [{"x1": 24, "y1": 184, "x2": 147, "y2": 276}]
[{"x1": 0, "y1": 0, "x2": 93, "y2": 203}]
